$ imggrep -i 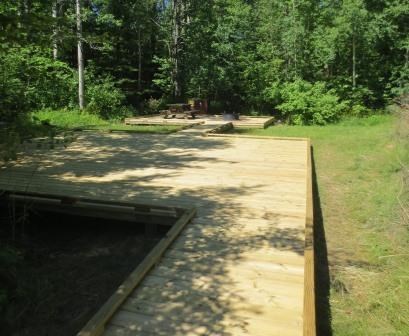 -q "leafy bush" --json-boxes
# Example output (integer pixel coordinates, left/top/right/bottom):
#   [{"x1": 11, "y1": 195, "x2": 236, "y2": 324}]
[
  {"x1": 278, "y1": 80, "x2": 347, "y2": 125},
  {"x1": 143, "y1": 97, "x2": 163, "y2": 115},
  {"x1": 0, "y1": 53, "x2": 27, "y2": 121},
  {"x1": 386, "y1": 62, "x2": 409, "y2": 100},
  {"x1": 349, "y1": 104, "x2": 373, "y2": 117},
  {"x1": 86, "y1": 76, "x2": 126, "y2": 119},
  {"x1": 0, "y1": 48, "x2": 76, "y2": 122},
  {"x1": 24, "y1": 55, "x2": 76, "y2": 109}
]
